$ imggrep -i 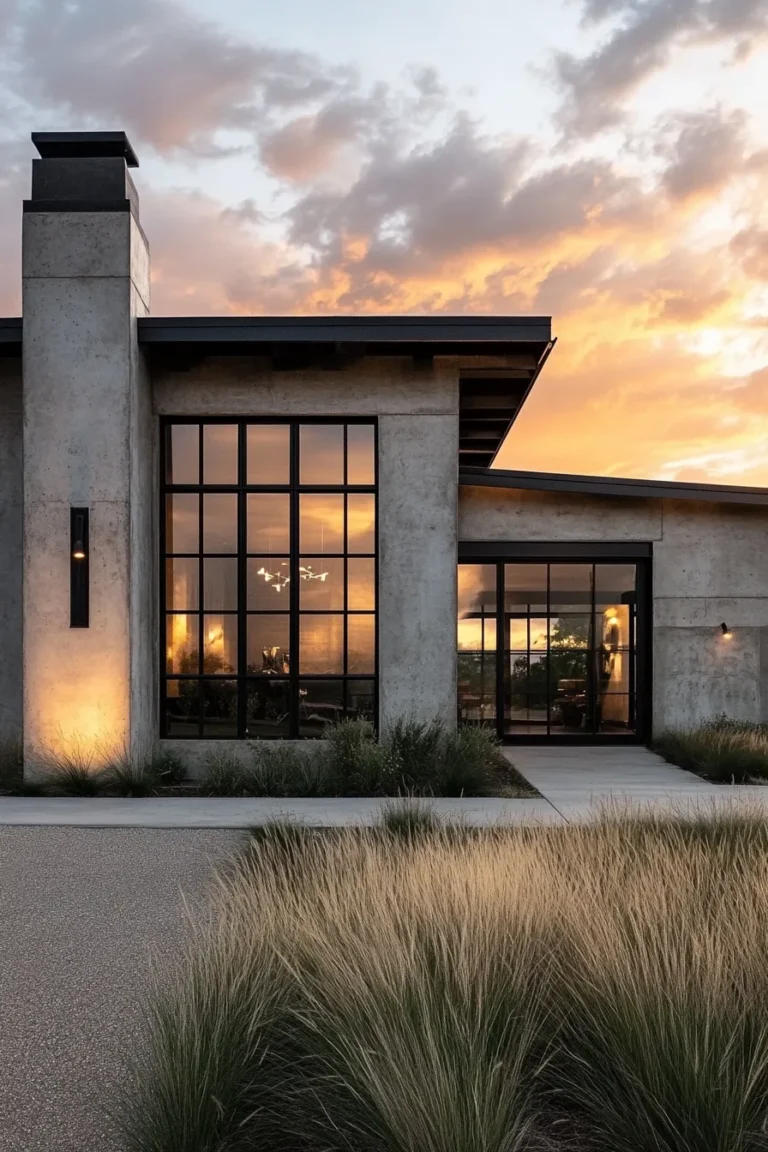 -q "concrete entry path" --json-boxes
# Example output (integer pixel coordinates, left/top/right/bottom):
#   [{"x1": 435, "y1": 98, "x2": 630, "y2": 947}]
[{"x1": 509, "y1": 744, "x2": 768, "y2": 820}]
